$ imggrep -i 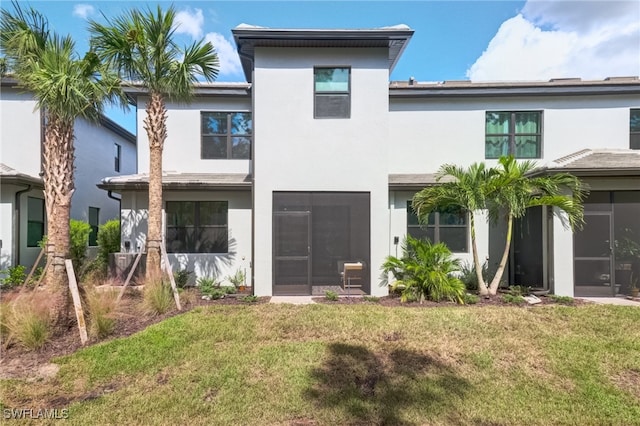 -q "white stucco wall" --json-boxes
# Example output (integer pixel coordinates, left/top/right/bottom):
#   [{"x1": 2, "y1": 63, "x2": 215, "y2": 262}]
[
  {"x1": 119, "y1": 190, "x2": 252, "y2": 285},
  {"x1": 0, "y1": 88, "x2": 41, "y2": 176},
  {"x1": 135, "y1": 96, "x2": 252, "y2": 175},
  {"x1": 252, "y1": 47, "x2": 391, "y2": 296}
]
